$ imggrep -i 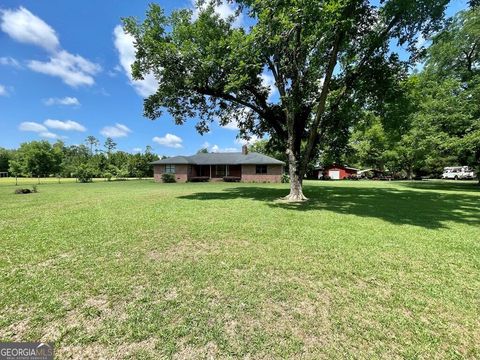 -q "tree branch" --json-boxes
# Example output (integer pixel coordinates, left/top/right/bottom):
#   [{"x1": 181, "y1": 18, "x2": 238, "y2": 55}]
[
  {"x1": 302, "y1": 14, "x2": 402, "y2": 169},
  {"x1": 266, "y1": 56, "x2": 286, "y2": 98},
  {"x1": 193, "y1": 86, "x2": 264, "y2": 116},
  {"x1": 192, "y1": 85, "x2": 286, "y2": 137},
  {"x1": 301, "y1": 30, "x2": 344, "y2": 171}
]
